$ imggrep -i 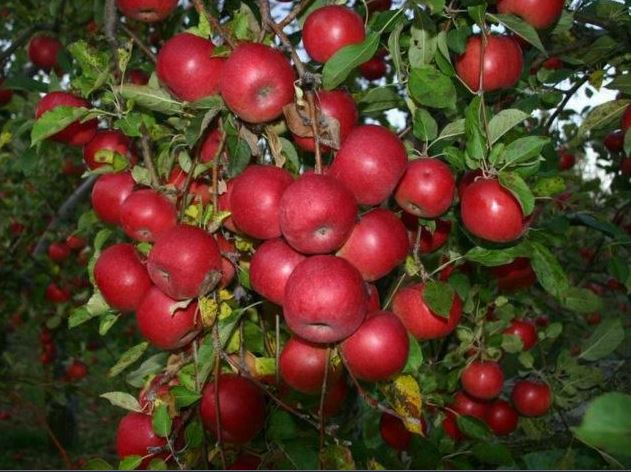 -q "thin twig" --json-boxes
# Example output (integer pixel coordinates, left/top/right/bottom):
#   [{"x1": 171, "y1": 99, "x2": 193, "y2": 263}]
[
  {"x1": 306, "y1": 92, "x2": 323, "y2": 173},
  {"x1": 318, "y1": 347, "x2": 331, "y2": 465},
  {"x1": 191, "y1": 0, "x2": 237, "y2": 49},
  {"x1": 545, "y1": 75, "x2": 590, "y2": 131},
  {"x1": 212, "y1": 324, "x2": 227, "y2": 469},
  {"x1": 140, "y1": 130, "x2": 160, "y2": 187},
  {"x1": 279, "y1": 0, "x2": 315, "y2": 28},
  {"x1": 120, "y1": 24, "x2": 157, "y2": 63},
  {"x1": 104, "y1": 0, "x2": 120, "y2": 68}
]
